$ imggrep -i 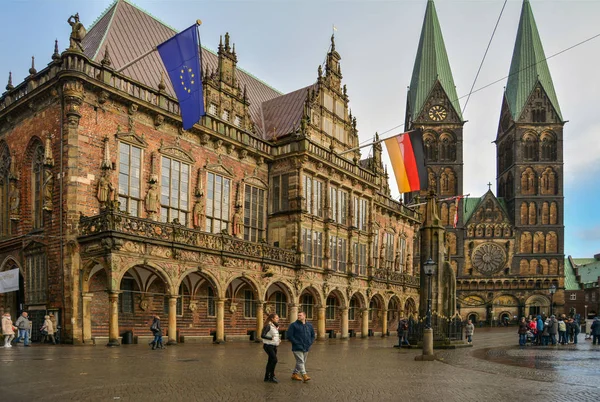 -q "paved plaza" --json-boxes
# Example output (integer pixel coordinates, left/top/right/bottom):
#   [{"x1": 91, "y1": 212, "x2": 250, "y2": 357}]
[{"x1": 0, "y1": 328, "x2": 599, "y2": 401}]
